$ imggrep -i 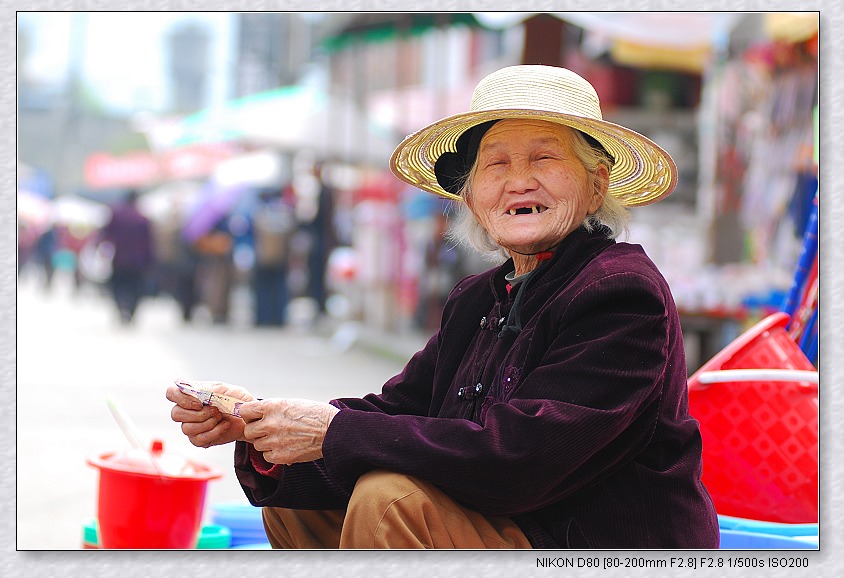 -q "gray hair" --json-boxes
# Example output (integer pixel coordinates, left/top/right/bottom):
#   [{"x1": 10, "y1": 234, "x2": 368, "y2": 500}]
[{"x1": 446, "y1": 125, "x2": 630, "y2": 262}]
